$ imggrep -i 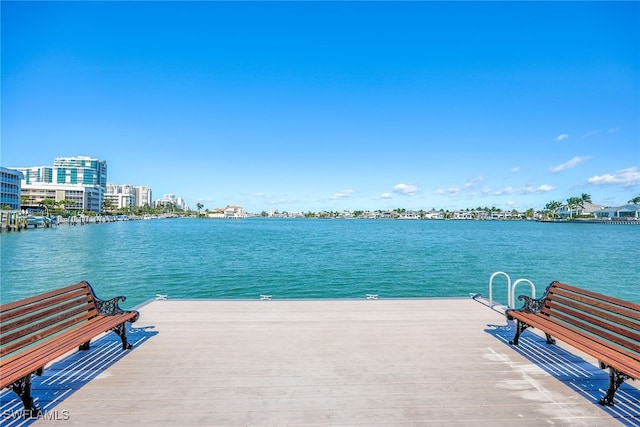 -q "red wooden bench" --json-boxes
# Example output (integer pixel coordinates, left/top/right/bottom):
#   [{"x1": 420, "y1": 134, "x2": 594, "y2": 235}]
[
  {"x1": 506, "y1": 281, "x2": 640, "y2": 406},
  {"x1": 1, "y1": 281, "x2": 139, "y2": 417}
]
